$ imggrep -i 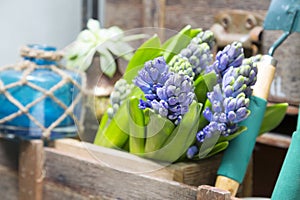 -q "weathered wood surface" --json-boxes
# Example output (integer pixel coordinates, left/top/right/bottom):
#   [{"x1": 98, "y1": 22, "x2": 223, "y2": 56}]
[
  {"x1": 19, "y1": 140, "x2": 44, "y2": 200},
  {"x1": 53, "y1": 139, "x2": 223, "y2": 186},
  {"x1": 0, "y1": 166, "x2": 18, "y2": 200},
  {"x1": 198, "y1": 185, "x2": 232, "y2": 200},
  {"x1": 0, "y1": 138, "x2": 244, "y2": 199},
  {"x1": 256, "y1": 132, "x2": 291, "y2": 149},
  {"x1": 45, "y1": 147, "x2": 199, "y2": 199}
]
